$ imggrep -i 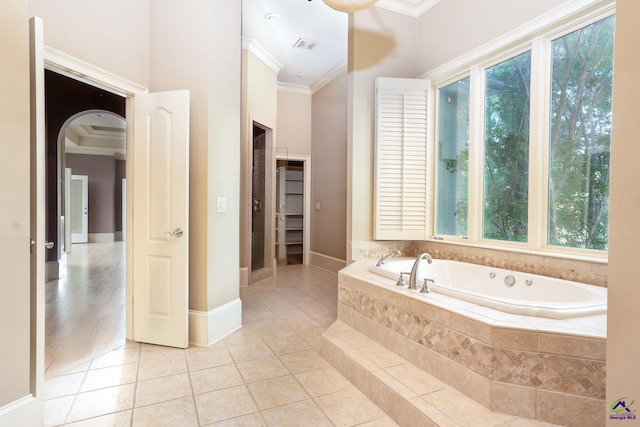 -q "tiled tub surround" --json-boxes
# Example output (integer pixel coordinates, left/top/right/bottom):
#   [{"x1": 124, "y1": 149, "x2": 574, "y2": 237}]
[
  {"x1": 329, "y1": 261, "x2": 606, "y2": 427},
  {"x1": 351, "y1": 240, "x2": 608, "y2": 287}
]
